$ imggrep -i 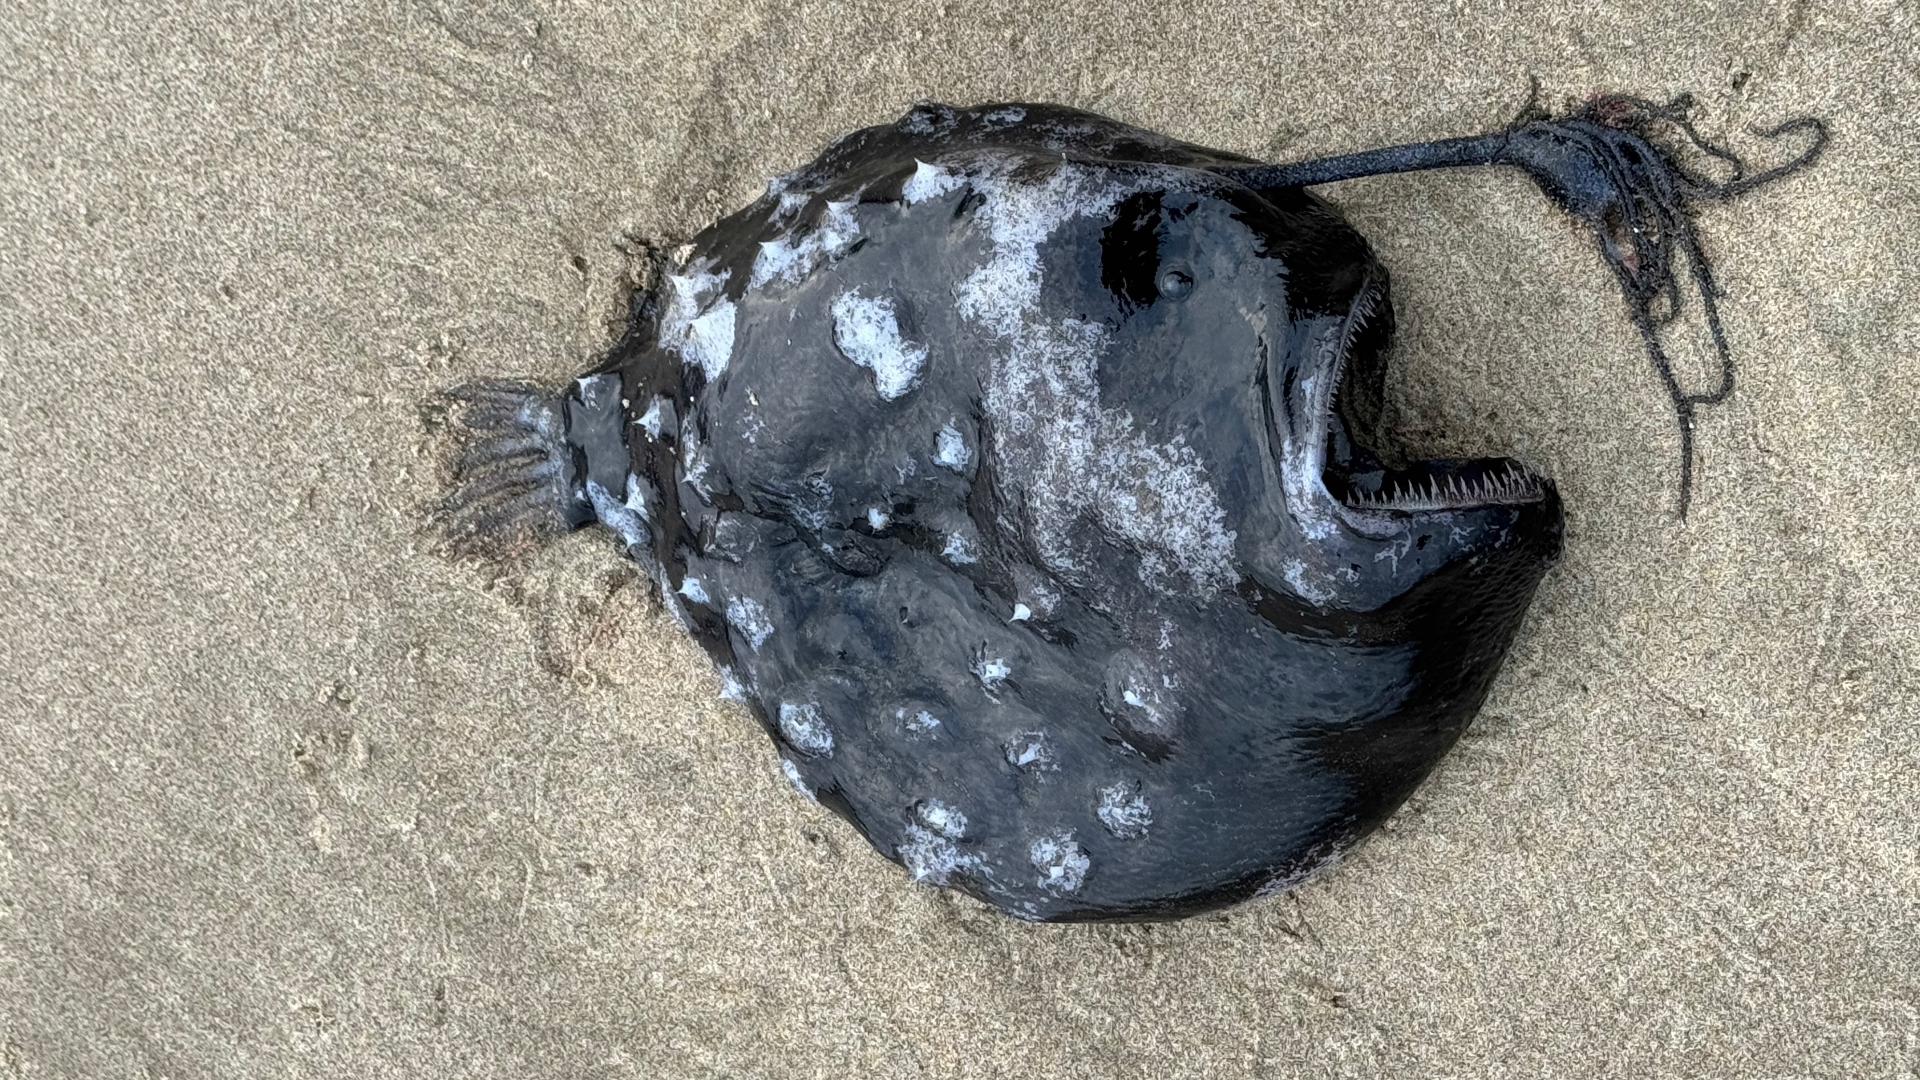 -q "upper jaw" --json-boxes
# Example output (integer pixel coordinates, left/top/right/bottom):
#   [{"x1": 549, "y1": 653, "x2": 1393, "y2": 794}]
[{"x1": 1298, "y1": 275, "x2": 1554, "y2": 526}]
